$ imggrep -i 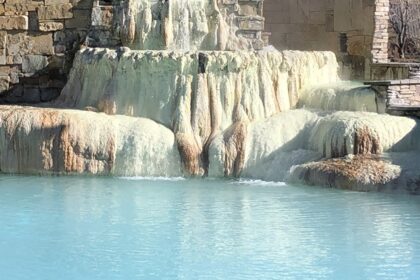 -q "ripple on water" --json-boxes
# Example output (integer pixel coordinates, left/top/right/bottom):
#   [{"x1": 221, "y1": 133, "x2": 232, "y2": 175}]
[{"x1": 0, "y1": 176, "x2": 419, "y2": 280}]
